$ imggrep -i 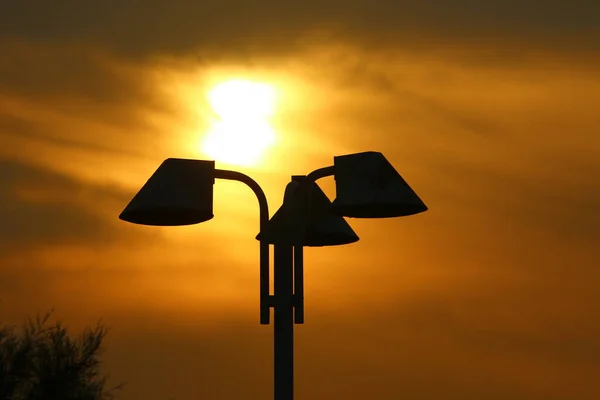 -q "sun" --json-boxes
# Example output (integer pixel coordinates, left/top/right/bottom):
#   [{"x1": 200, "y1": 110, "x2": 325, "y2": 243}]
[{"x1": 201, "y1": 79, "x2": 277, "y2": 167}]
